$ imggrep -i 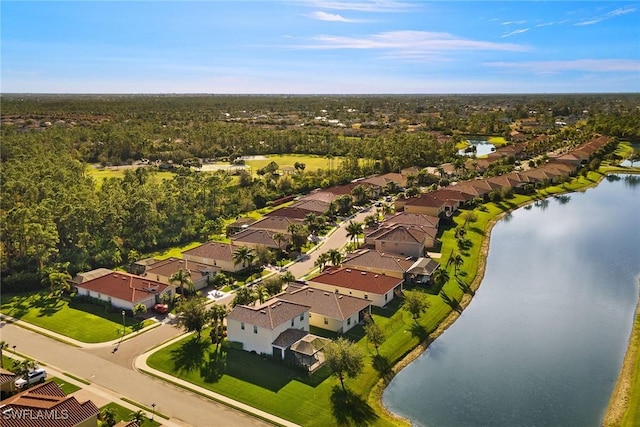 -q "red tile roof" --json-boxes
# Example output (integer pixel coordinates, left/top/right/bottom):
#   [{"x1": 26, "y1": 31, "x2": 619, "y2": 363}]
[
  {"x1": 76, "y1": 272, "x2": 170, "y2": 303},
  {"x1": 0, "y1": 382, "x2": 99, "y2": 427},
  {"x1": 308, "y1": 267, "x2": 403, "y2": 295}
]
